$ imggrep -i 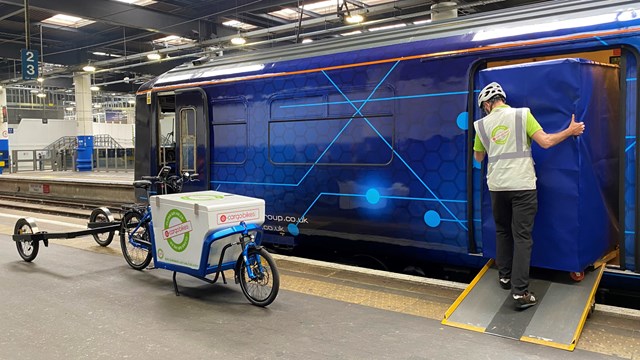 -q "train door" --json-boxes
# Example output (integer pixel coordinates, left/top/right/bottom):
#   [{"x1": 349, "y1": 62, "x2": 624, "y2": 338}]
[
  {"x1": 471, "y1": 49, "x2": 629, "y2": 272},
  {"x1": 175, "y1": 88, "x2": 209, "y2": 192}
]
